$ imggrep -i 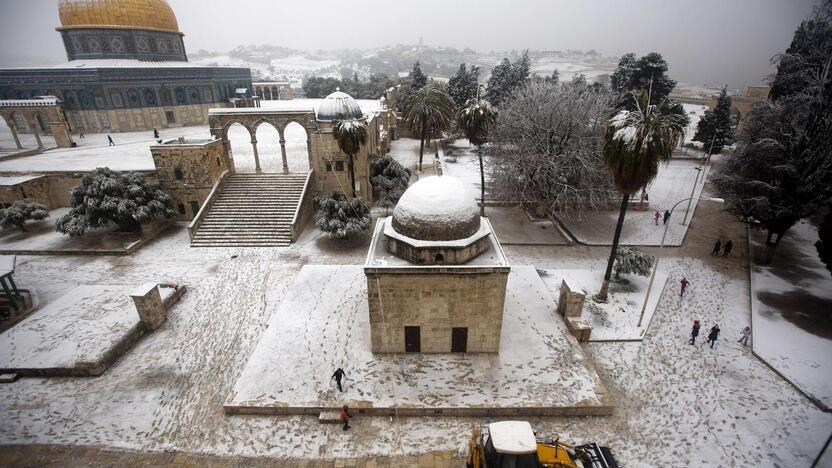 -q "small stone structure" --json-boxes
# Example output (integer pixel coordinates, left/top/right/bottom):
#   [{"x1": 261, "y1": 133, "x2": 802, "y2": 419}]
[
  {"x1": 252, "y1": 82, "x2": 293, "y2": 100},
  {"x1": 130, "y1": 283, "x2": 167, "y2": 330},
  {"x1": 0, "y1": 98, "x2": 75, "y2": 149},
  {"x1": 365, "y1": 176, "x2": 510, "y2": 353},
  {"x1": 556, "y1": 279, "x2": 592, "y2": 342},
  {"x1": 150, "y1": 137, "x2": 230, "y2": 220}
]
